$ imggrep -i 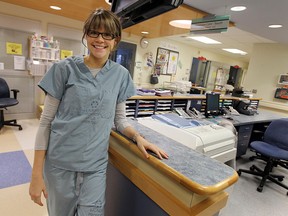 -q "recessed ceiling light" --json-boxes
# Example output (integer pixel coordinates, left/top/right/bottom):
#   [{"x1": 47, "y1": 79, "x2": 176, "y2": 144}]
[
  {"x1": 169, "y1": 20, "x2": 191, "y2": 29},
  {"x1": 268, "y1": 24, "x2": 283, "y2": 28},
  {"x1": 187, "y1": 36, "x2": 221, "y2": 44},
  {"x1": 222, "y1": 48, "x2": 247, "y2": 55},
  {"x1": 105, "y1": 0, "x2": 112, "y2": 5},
  {"x1": 230, "y1": 6, "x2": 247, "y2": 12},
  {"x1": 50, "y1": 6, "x2": 61, "y2": 10}
]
